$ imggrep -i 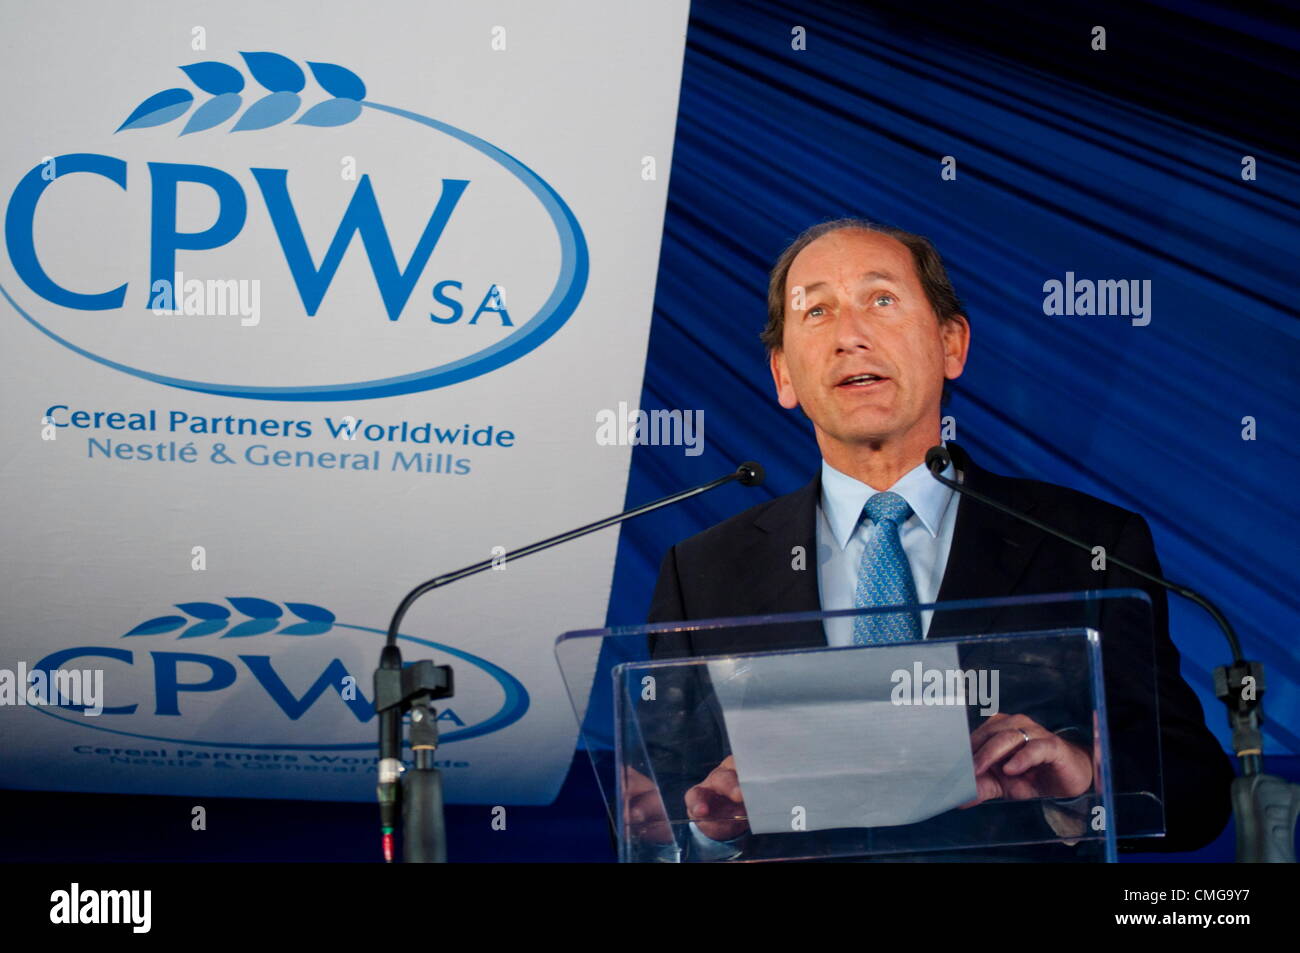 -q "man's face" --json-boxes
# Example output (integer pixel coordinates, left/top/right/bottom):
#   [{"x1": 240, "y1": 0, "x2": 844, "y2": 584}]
[{"x1": 770, "y1": 229, "x2": 969, "y2": 453}]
